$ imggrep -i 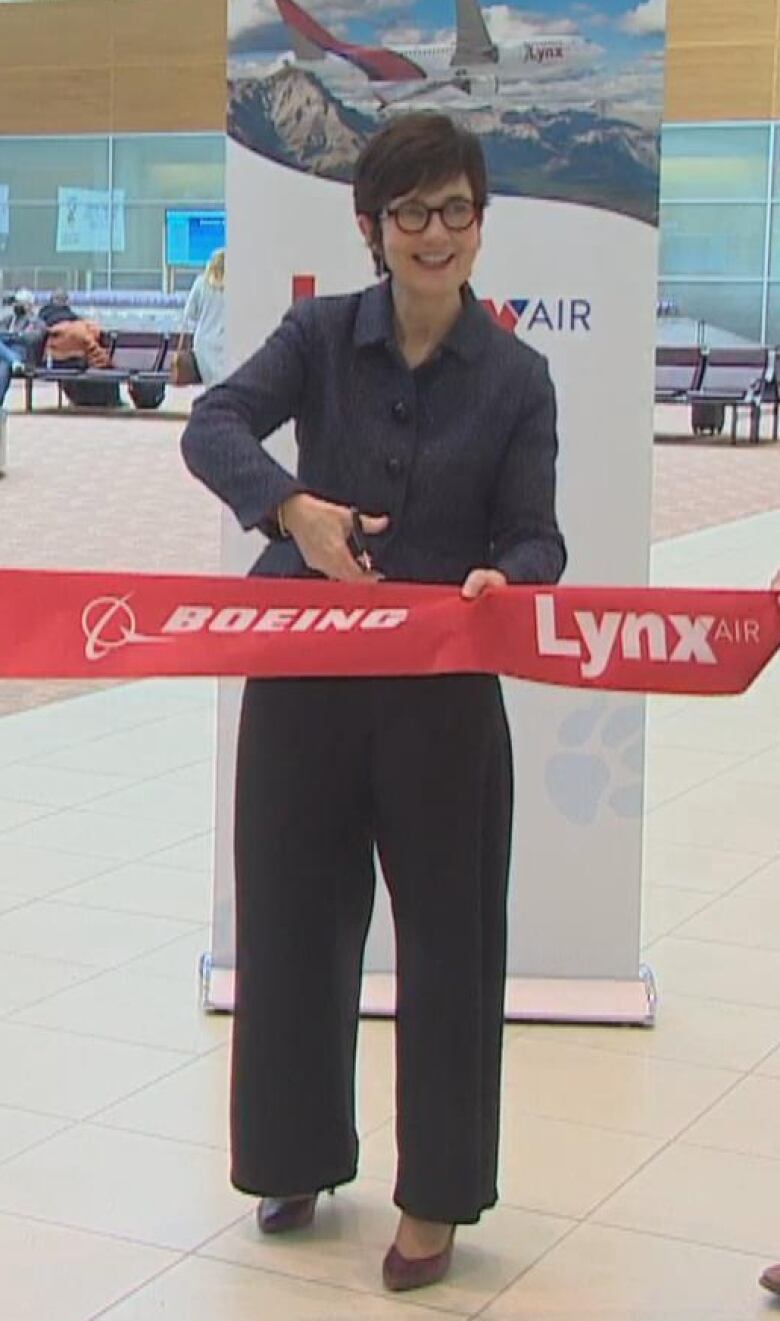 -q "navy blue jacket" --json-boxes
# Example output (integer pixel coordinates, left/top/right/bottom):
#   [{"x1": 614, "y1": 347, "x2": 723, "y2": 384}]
[{"x1": 181, "y1": 280, "x2": 566, "y2": 585}]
